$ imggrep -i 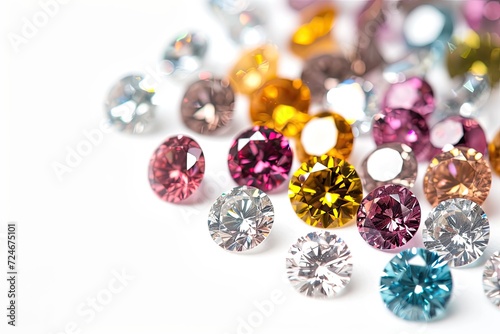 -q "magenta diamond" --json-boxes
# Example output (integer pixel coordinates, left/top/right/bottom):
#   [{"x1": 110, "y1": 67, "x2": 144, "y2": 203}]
[
  {"x1": 148, "y1": 135, "x2": 205, "y2": 203},
  {"x1": 382, "y1": 77, "x2": 435, "y2": 118},
  {"x1": 228, "y1": 126, "x2": 293, "y2": 192},
  {"x1": 357, "y1": 185, "x2": 421, "y2": 250}
]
